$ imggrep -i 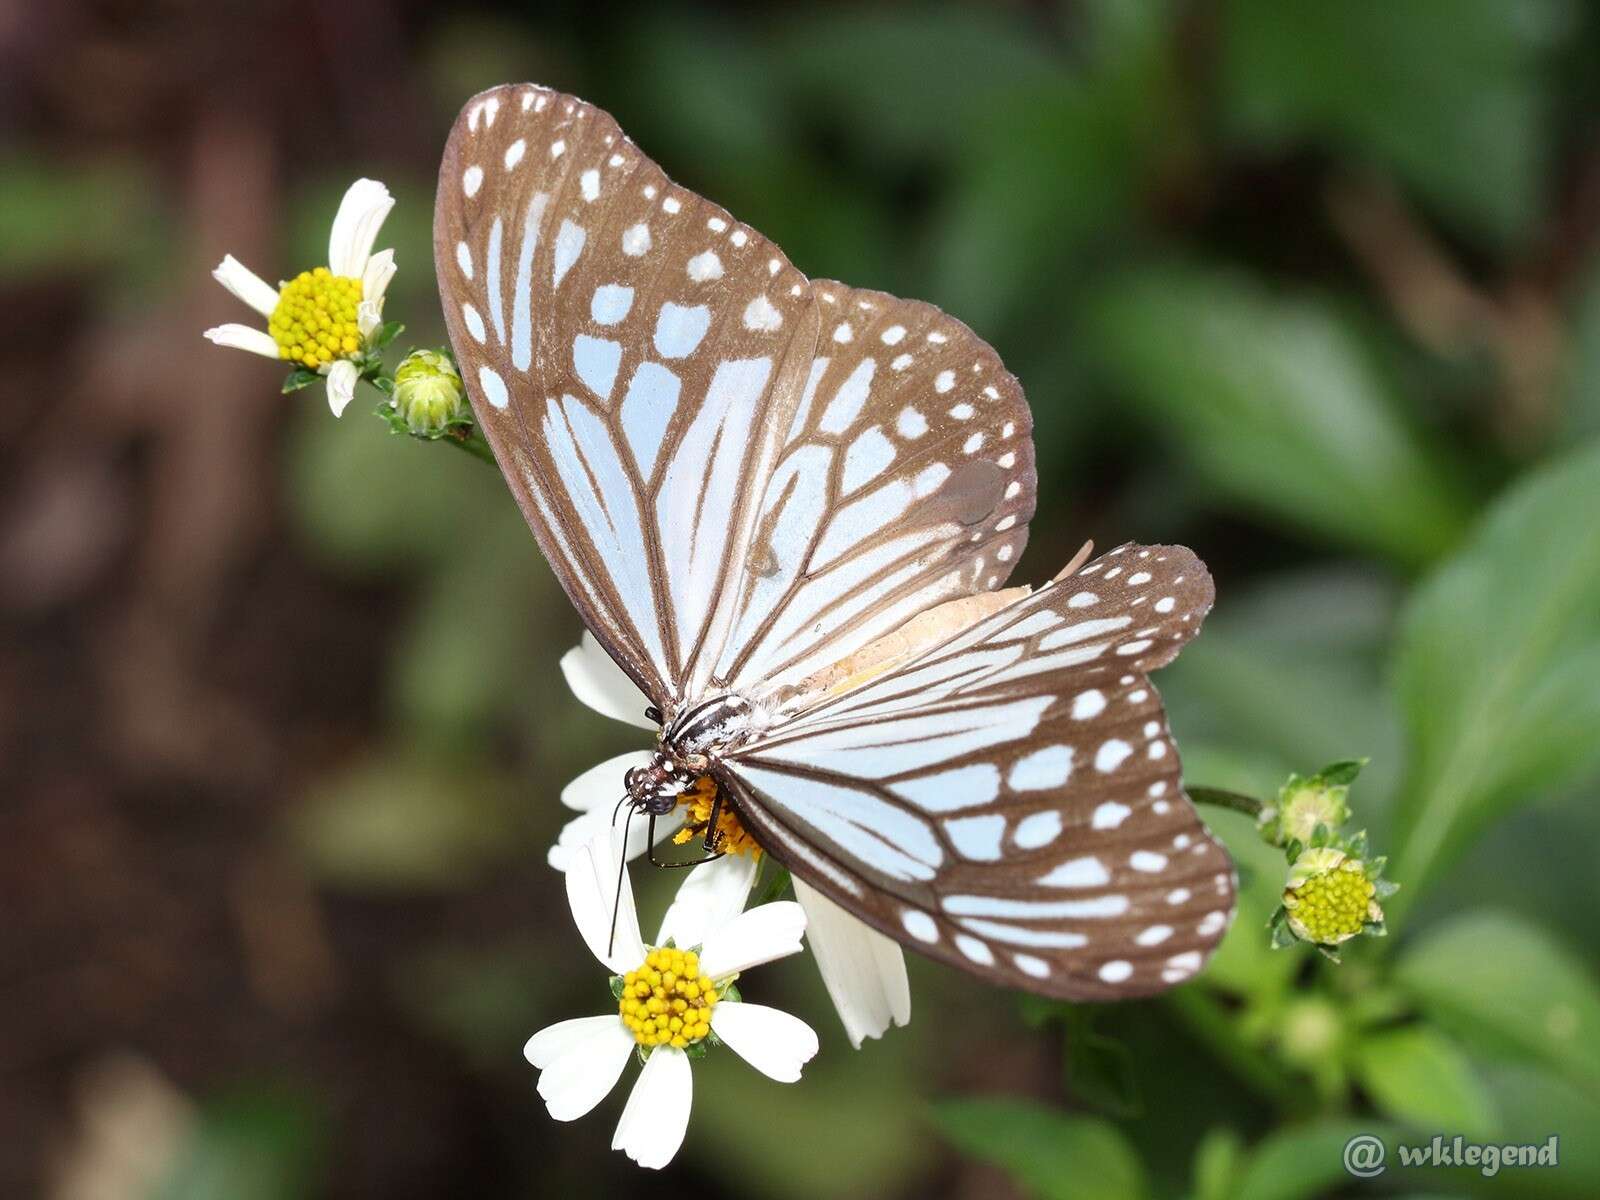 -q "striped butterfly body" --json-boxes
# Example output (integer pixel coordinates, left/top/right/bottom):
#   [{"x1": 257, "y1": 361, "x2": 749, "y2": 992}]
[{"x1": 435, "y1": 83, "x2": 1236, "y2": 1000}]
